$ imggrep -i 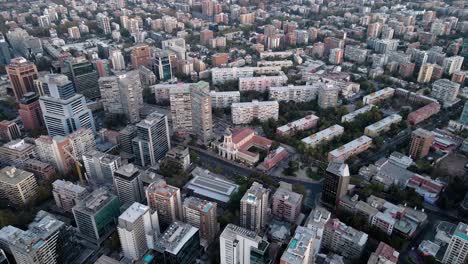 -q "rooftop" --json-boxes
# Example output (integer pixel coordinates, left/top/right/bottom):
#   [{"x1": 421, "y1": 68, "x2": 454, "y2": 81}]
[
  {"x1": 325, "y1": 218, "x2": 368, "y2": 246},
  {"x1": 74, "y1": 188, "x2": 116, "y2": 213},
  {"x1": 1, "y1": 139, "x2": 34, "y2": 152},
  {"x1": 301, "y1": 124, "x2": 344, "y2": 145},
  {"x1": 147, "y1": 179, "x2": 179, "y2": 198},
  {"x1": 155, "y1": 221, "x2": 198, "y2": 255},
  {"x1": 220, "y1": 223, "x2": 260, "y2": 241},
  {"x1": 183, "y1": 196, "x2": 215, "y2": 213},
  {"x1": 281, "y1": 226, "x2": 317, "y2": 264},
  {"x1": 277, "y1": 115, "x2": 319, "y2": 133},
  {"x1": 52, "y1": 179, "x2": 87, "y2": 194},
  {"x1": 0, "y1": 166, "x2": 34, "y2": 185},
  {"x1": 328, "y1": 135, "x2": 372, "y2": 158},
  {"x1": 118, "y1": 202, "x2": 150, "y2": 225},
  {"x1": 241, "y1": 182, "x2": 269, "y2": 205},
  {"x1": 186, "y1": 167, "x2": 239, "y2": 203}
]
